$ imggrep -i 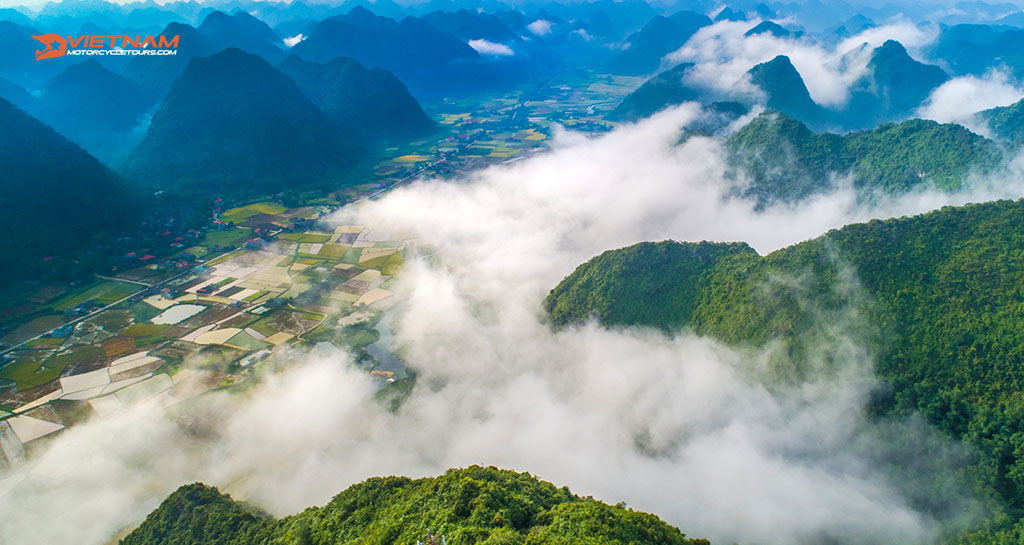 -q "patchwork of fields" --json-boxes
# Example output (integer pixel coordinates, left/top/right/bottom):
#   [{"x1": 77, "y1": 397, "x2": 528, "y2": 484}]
[{"x1": 0, "y1": 202, "x2": 408, "y2": 466}]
